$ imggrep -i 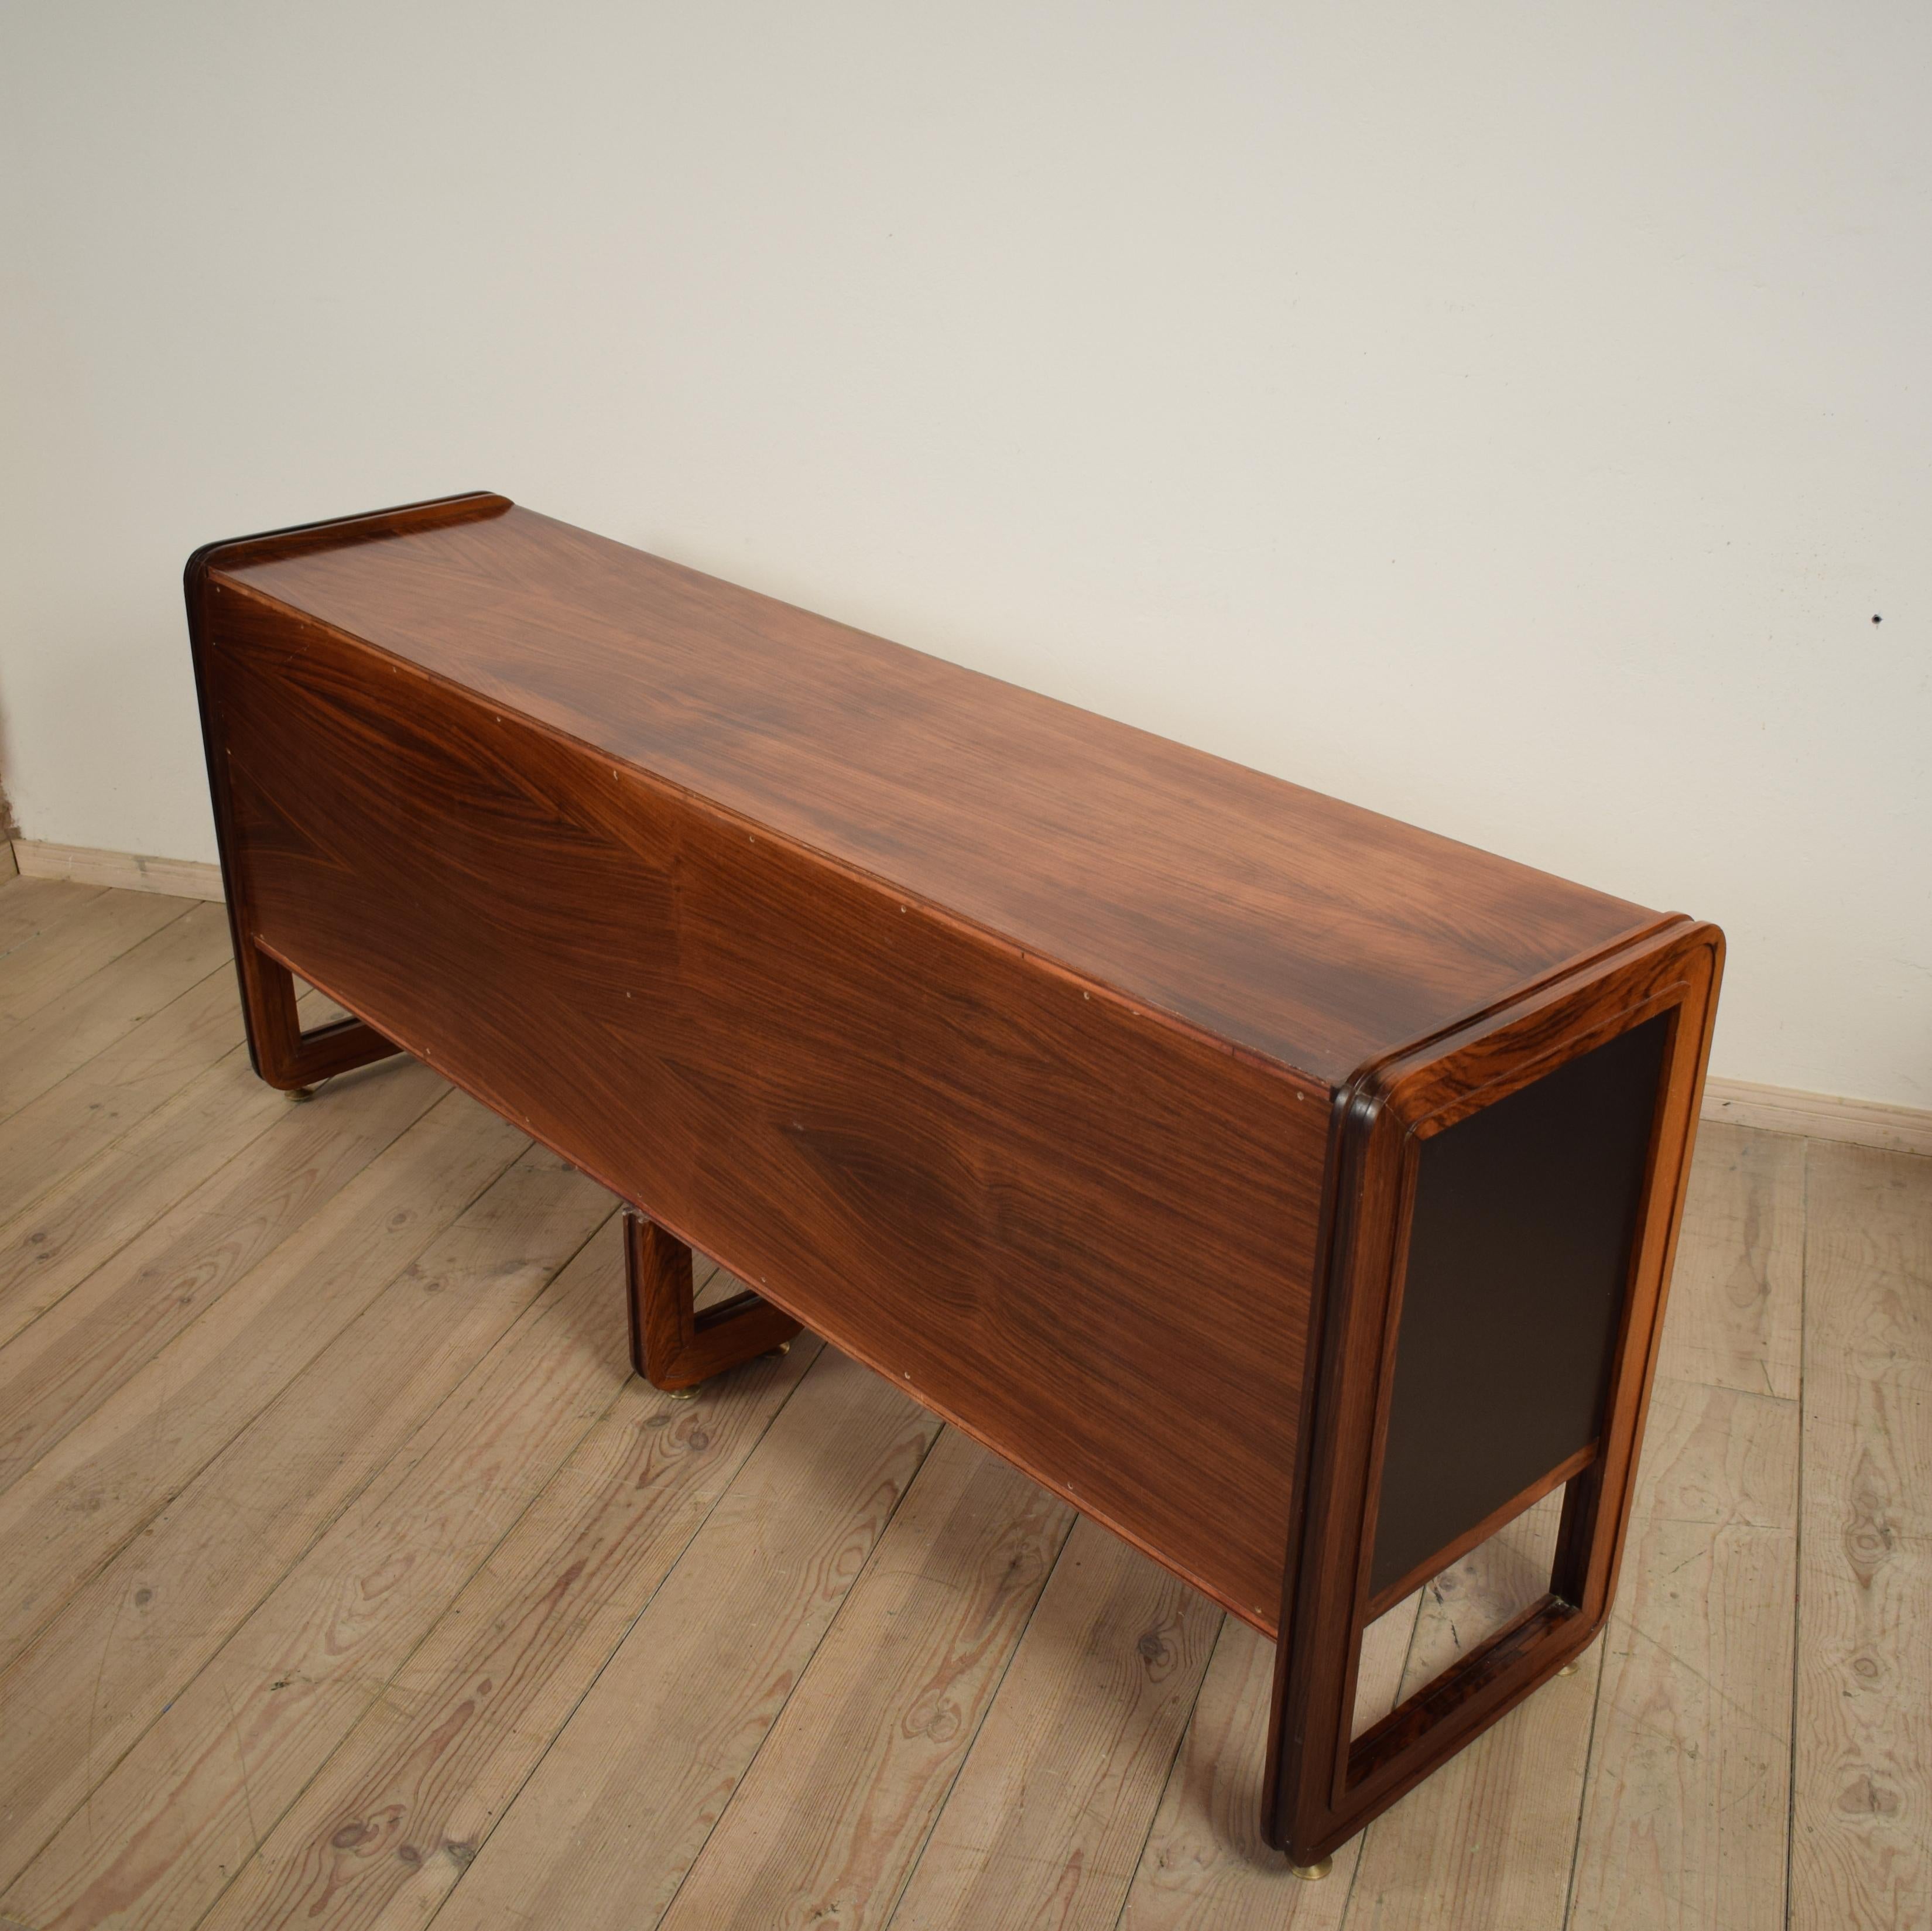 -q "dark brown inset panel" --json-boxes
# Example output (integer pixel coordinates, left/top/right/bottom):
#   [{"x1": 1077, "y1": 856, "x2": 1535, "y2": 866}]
[
  {"x1": 1264, "y1": 921, "x2": 1721, "y2": 1869},
  {"x1": 1369, "y1": 1014, "x2": 1669, "y2": 1603}
]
